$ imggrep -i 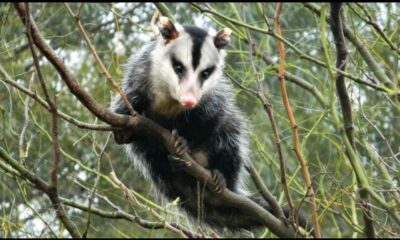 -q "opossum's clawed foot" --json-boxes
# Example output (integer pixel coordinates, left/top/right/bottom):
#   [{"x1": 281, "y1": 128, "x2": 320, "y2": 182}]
[
  {"x1": 169, "y1": 129, "x2": 191, "y2": 172},
  {"x1": 113, "y1": 130, "x2": 136, "y2": 144},
  {"x1": 171, "y1": 129, "x2": 189, "y2": 156},
  {"x1": 168, "y1": 155, "x2": 190, "y2": 172},
  {"x1": 211, "y1": 169, "x2": 226, "y2": 194}
]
